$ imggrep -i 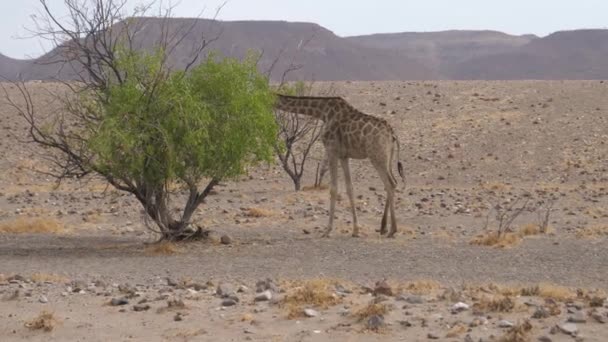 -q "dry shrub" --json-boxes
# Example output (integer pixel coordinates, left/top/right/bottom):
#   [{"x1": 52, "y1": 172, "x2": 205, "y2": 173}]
[
  {"x1": 499, "y1": 320, "x2": 533, "y2": 342},
  {"x1": 401, "y1": 280, "x2": 442, "y2": 295},
  {"x1": 471, "y1": 231, "x2": 521, "y2": 248},
  {"x1": 446, "y1": 323, "x2": 467, "y2": 338},
  {"x1": 575, "y1": 225, "x2": 608, "y2": 238},
  {"x1": 521, "y1": 284, "x2": 576, "y2": 301},
  {"x1": 30, "y1": 273, "x2": 69, "y2": 284},
  {"x1": 240, "y1": 313, "x2": 254, "y2": 322},
  {"x1": 353, "y1": 303, "x2": 389, "y2": 322},
  {"x1": 144, "y1": 241, "x2": 181, "y2": 255},
  {"x1": 25, "y1": 311, "x2": 58, "y2": 332},
  {"x1": 472, "y1": 223, "x2": 549, "y2": 248},
  {"x1": 474, "y1": 295, "x2": 516, "y2": 312},
  {"x1": 245, "y1": 207, "x2": 275, "y2": 218},
  {"x1": 282, "y1": 279, "x2": 341, "y2": 319},
  {"x1": 0, "y1": 217, "x2": 65, "y2": 234}
]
